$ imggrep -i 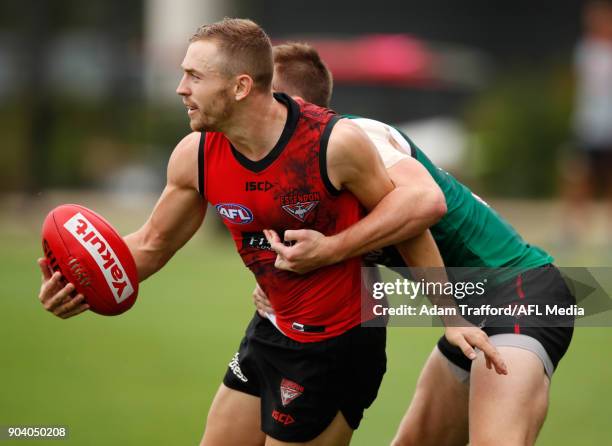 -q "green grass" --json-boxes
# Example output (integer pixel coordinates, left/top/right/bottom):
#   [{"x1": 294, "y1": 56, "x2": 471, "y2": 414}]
[{"x1": 0, "y1": 226, "x2": 611, "y2": 445}]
